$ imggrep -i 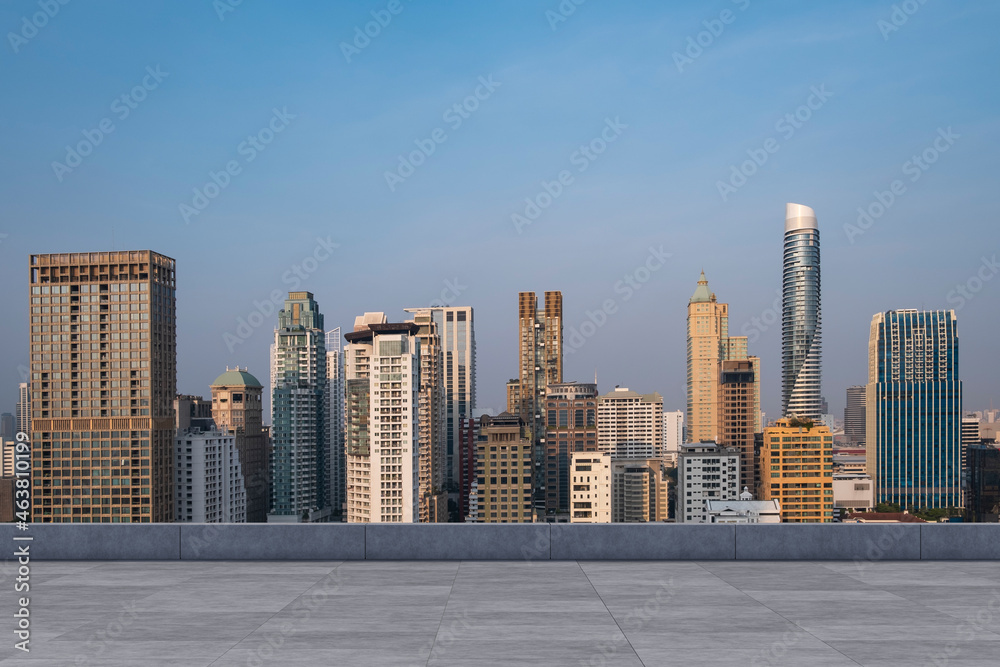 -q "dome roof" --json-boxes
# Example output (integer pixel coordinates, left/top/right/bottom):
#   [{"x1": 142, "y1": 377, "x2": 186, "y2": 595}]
[{"x1": 211, "y1": 368, "x2": 262, "y2": 388}]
